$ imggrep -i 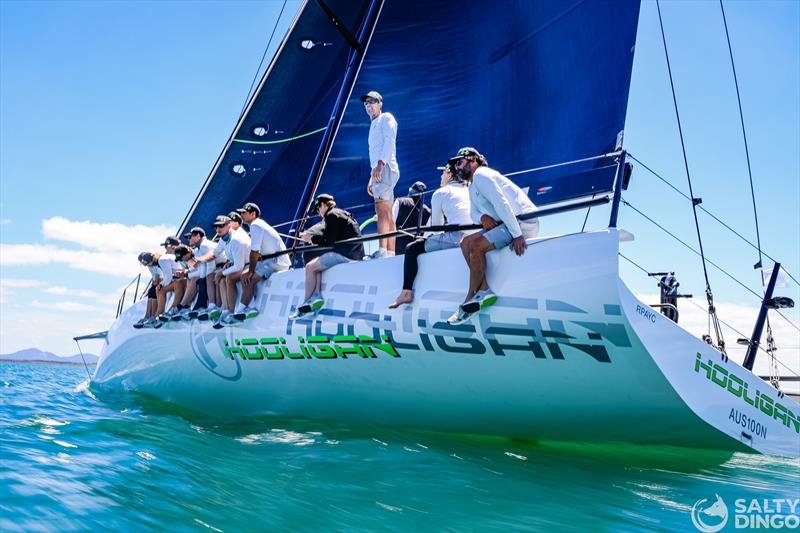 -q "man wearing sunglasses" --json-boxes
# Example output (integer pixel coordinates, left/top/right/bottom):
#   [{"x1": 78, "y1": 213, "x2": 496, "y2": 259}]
[
  {"x1": 447, "y1": 147, "x2": 539, "y2": 325},
  {"x1": 360, "y1": 90, "x2": 399, "y2": 259}
]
